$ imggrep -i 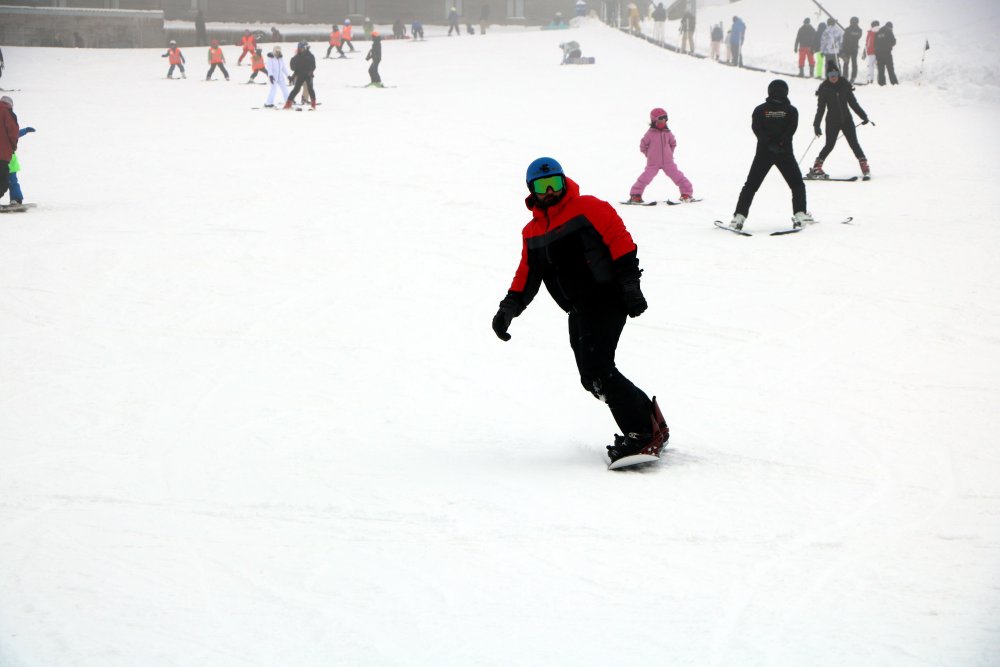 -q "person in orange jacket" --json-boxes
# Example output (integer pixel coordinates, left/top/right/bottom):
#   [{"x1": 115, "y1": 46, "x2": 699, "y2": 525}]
[
  {"x1": 161, "y1": 40, "x2": 186, "y2": 79},
  {"x1": 206, "y1": 40, "x2": 229, "y2": 81},
  {"x1": 326, "y1": 25, "x2": 346, "y2": 59},
  {"x1": 237, "y1": 29, "x2": 256, "y2": 65},
  {"x1": 342, "y1": 19, "x2": 356, "y2": 52},
  {"x1": 247, "y1": 48, "x2": 267, "y2": 83}
]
